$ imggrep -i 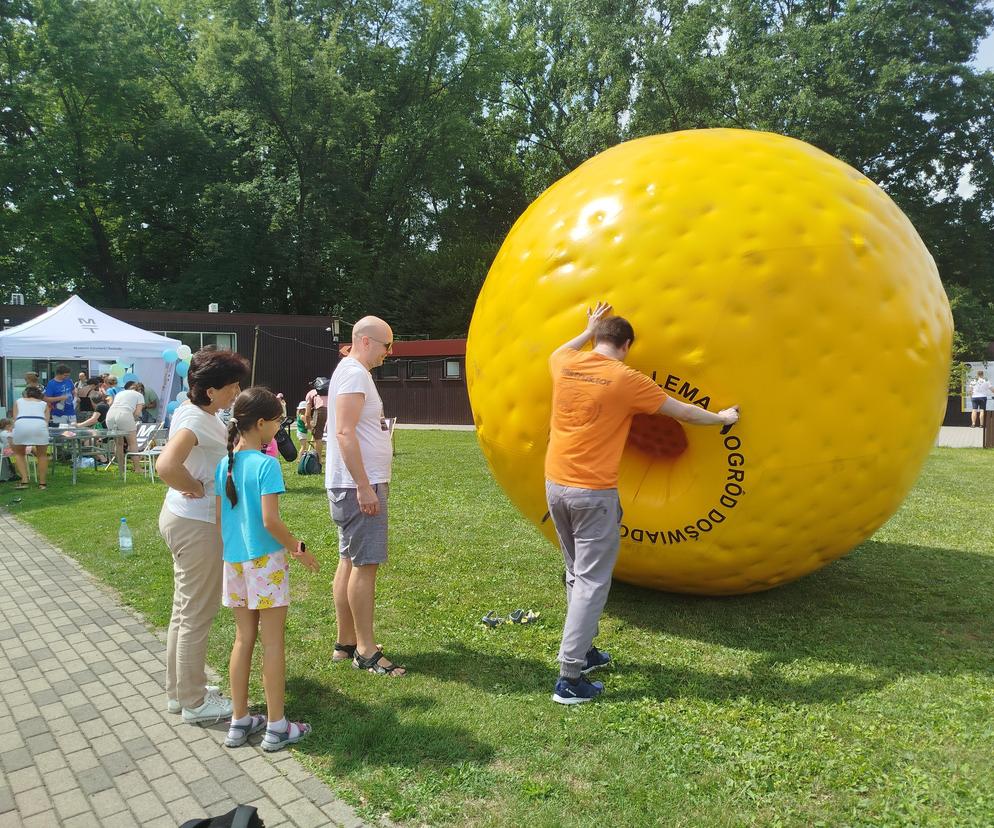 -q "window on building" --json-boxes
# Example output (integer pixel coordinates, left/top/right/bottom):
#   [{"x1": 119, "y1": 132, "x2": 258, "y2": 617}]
[
  {"x1": 202, "y1": 332, "x2": 237, "y2": 350},
  {"x1": 444, "y1": 359, "x2": 461, "y2": 380},
  {"x1": 376, "y1": 360, "x2": 401, "y2": 380},
  {"x1": 152, "y1": 331, "x2": 238, "y2": 353},
  {"x1": 407, "y1": 360, "x2": 429, "y2": 380}
]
